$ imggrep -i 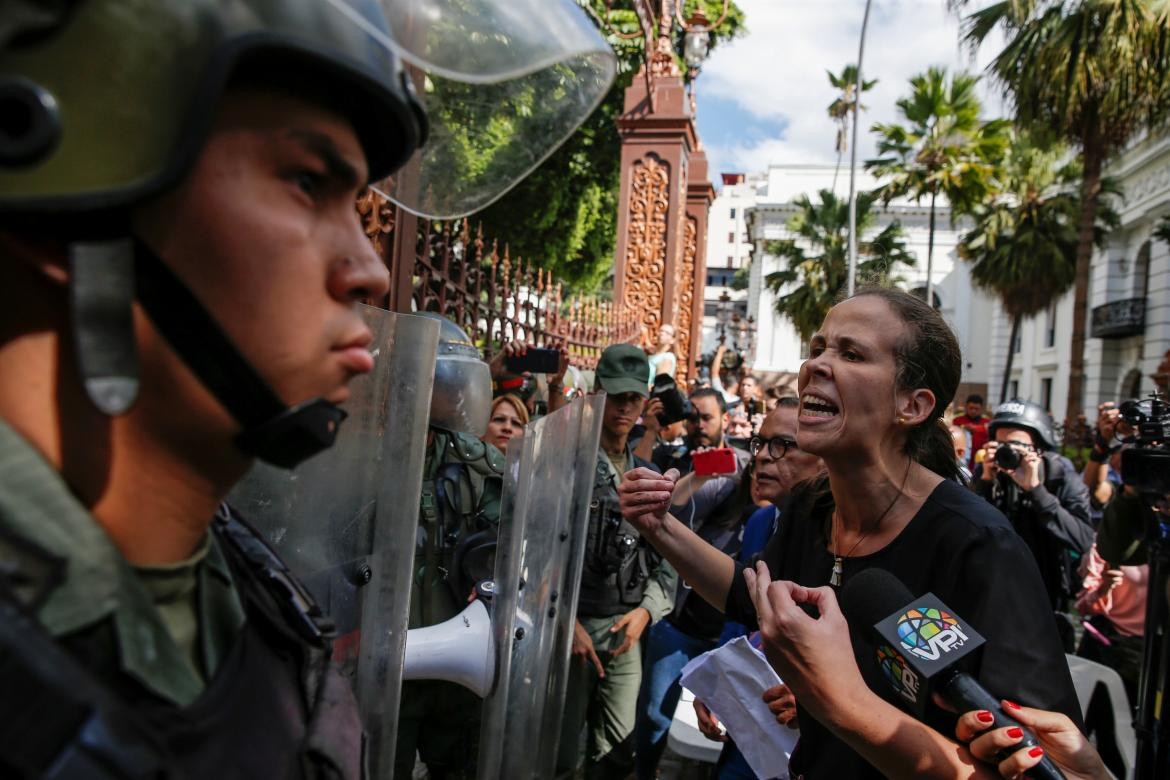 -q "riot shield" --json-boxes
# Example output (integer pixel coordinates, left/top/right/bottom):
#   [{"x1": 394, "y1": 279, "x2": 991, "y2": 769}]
[
  {"x1": 477, "y1": 393, "x2": 605, "y2": 780},
  {"x1": 227, "y1": 305, "x2": 439, "y2": 779}
]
